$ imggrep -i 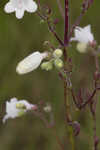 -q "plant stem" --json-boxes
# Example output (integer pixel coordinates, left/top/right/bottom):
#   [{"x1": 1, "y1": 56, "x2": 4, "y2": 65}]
[
  {"x1": 68, "y1": 12, "x2": 85, "y2": 40},
  {"x1": 64, "y1": 81, "x2": 71, "y2": 122},
  {"x1": 47, "y1": 20, "x2": 64, "y2": 46},
  {"x1": 56, "y1": 0, "x2": 64, "y2": 19},
  {"x1": 64, "y1": 0, "x2": 69, "y2": 45},
  {"x1": 68, "y1": 126, "x2": 75, "y2": 150},
  {"x1": 64, "y1": 80, "x2": 75, "y2": 150},
  {"x1": 52, "y1": 127, "x2": 65, "y2": 150},
  {"x1": 36, "y1": 12, "x2": 64, "y2": 47}
]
